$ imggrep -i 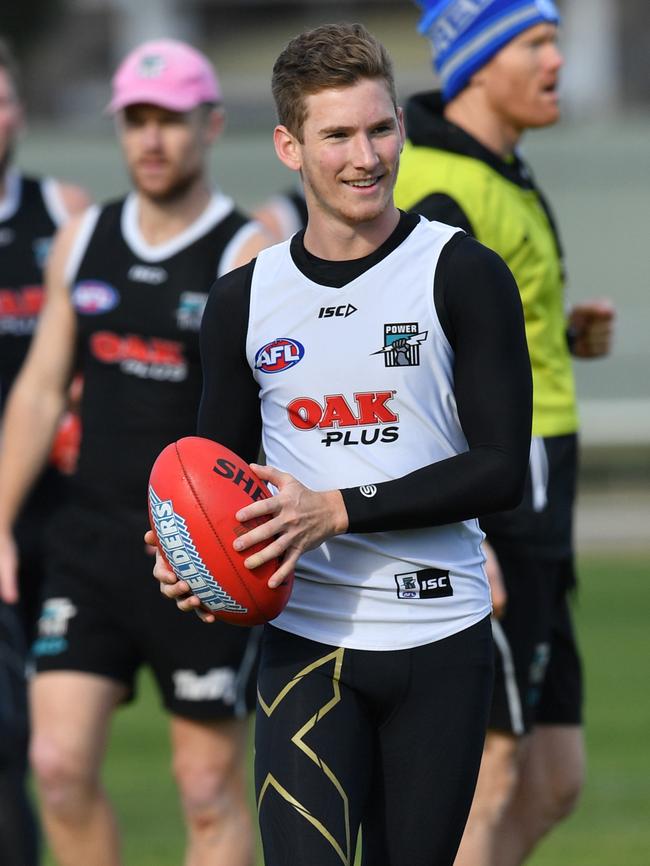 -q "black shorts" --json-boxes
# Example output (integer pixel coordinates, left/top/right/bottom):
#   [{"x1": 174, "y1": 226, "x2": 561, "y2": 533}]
[
  {"x1": 32, "y1": 504, "x2": 259, "y2": 720},
  {"x1": 255, "y1": 618, "x2": 493, "y2": 866},
  {"x1": 489, "y1": 552, "x2": 582, "y2": 733},
  {"x1": 484, "y1": 434, "x2": 583, "y2": 734}
]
